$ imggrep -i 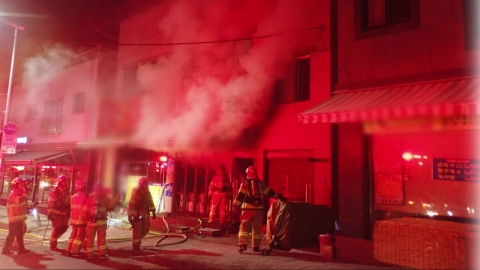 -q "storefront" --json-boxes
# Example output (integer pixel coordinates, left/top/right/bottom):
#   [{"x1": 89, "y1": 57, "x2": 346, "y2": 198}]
[
  {"x1": 112, "y1": 147, "x2": 253, "y2": 218},
  {"x1": 0, "y1": 150, "x2": 85, "y2": 204},
  {"x1": 298, "y1": 76, "x2": 480, "y2": 268}
]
